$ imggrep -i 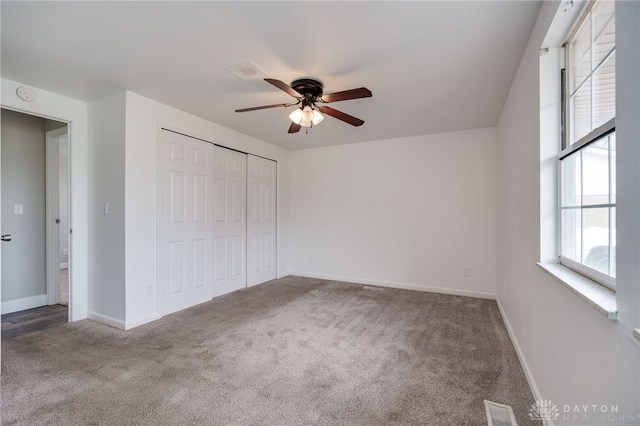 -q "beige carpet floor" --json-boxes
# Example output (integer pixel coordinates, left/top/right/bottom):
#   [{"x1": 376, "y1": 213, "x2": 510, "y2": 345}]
[{"x1": 1, "y1": 276, "x2": 535, "y2": 425}]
